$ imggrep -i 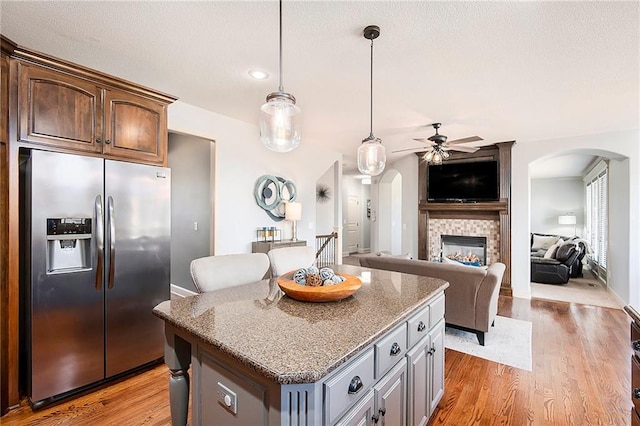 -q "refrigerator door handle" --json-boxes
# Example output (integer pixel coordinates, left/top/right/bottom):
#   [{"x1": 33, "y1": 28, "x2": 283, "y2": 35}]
[
  {"x1": 94, "y1": 195, "x2": 104, "y2": 291},
  {"x1": 107, "y1": 195, "x2": 116, "y2": 290}
]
